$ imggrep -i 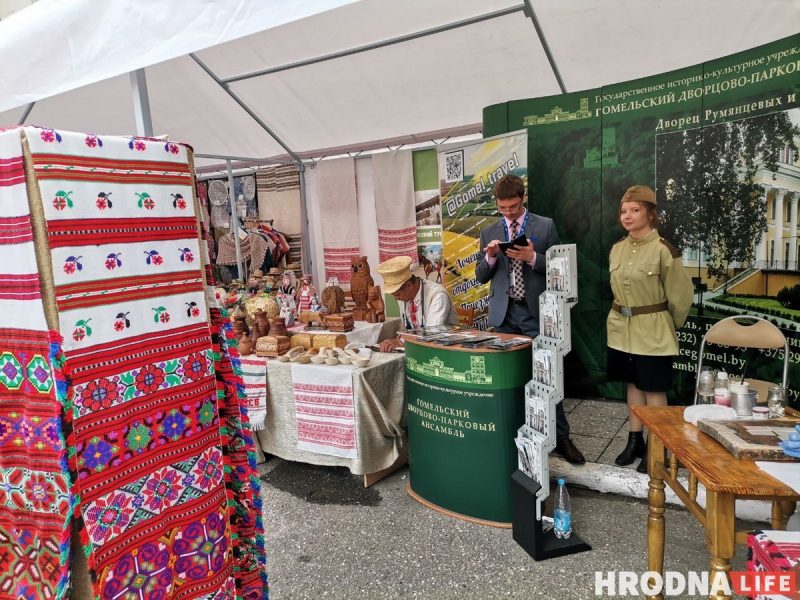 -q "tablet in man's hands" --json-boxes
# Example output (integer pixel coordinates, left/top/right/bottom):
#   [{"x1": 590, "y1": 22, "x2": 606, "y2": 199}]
[{"x1": 498, "y1": 233, "x2": 528, "y2": 255}]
